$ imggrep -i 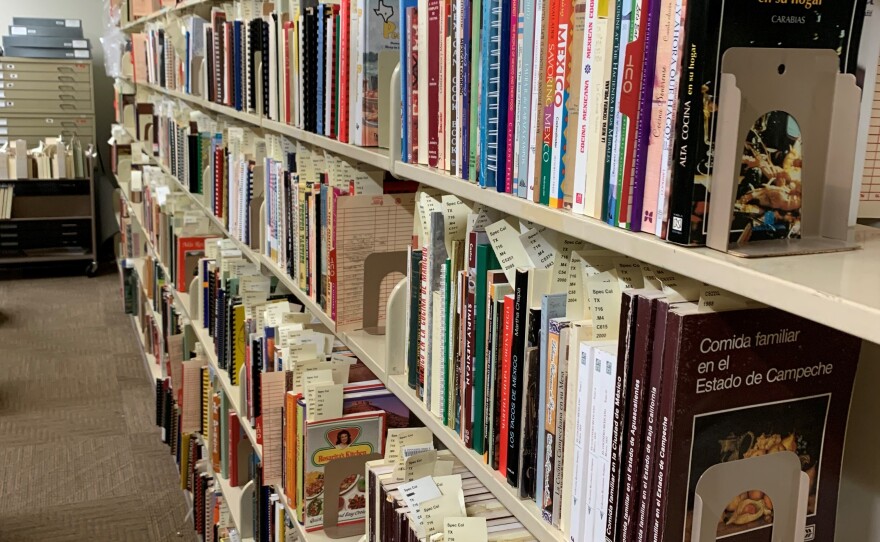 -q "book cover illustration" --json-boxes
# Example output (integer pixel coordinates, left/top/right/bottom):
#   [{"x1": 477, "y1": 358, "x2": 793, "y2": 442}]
[
  {"x1": 730, "y1": 110, "x2": 802, "y2": 244},
  {"x1": 666, "y1": 0, "x2": 866, "y2": 245},
  {"x1": 303, "y1": 411, "x2": 386, "y2": 530},
  {"x1": 686, "y1": 395, "x2": 827, "y2": 539},
  {"x1": 360, "y1": 0, "x2": 400, "y2": 146},
  {"x1": 661, "y1": 306, "x2": 861, "y2": 542}
]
